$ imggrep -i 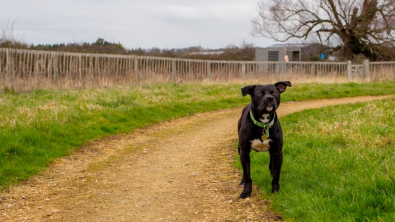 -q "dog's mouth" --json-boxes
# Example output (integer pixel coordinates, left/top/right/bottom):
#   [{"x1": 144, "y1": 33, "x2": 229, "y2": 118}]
[
  {"x1": 257, "y1": 99, "x2": 277, "y2": 113},
  {"x1": 257, "y1": 104, "x2": 275, "y2": 112}
]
